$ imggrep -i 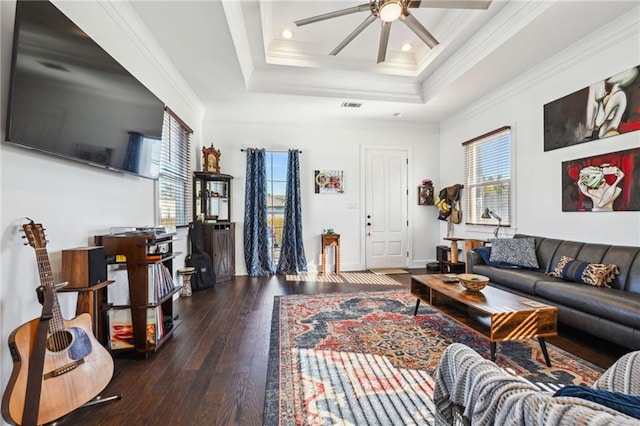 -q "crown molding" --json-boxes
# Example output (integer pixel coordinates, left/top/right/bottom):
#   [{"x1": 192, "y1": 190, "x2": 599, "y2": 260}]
[
  {"x1": 222, "y1": 0, "x2": 503, "y2": 104},
  {"x1": 422, "y1": 1, "x2": 552, "y2": 101},
  {"x1": 83, "y1": 1, "x2": 205, "y2": 123},
  {"x1": 222, "y1": 0, "x2": 254, "y2": 89},
  {"x1": 440, "y1": 7, "x2": 640, "y2": 131},
  {"x1": 248, "y1": 67, "x2": 424, "y2": 103}
]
